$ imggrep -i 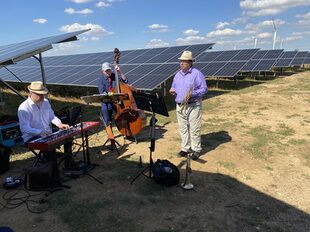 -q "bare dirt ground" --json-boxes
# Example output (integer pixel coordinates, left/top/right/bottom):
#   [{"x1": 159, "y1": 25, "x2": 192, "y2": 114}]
[{"x1": 1, "y1": 71, "x2": 310, "y2": 232}]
